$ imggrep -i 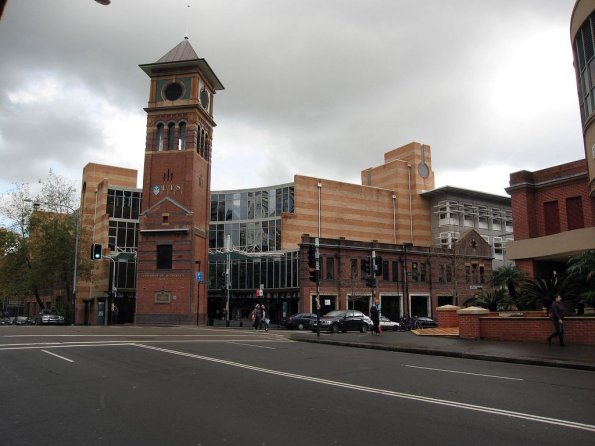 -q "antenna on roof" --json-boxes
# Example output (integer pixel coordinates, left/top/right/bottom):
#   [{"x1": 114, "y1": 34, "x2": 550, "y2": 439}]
[{"x1": 184, "y1": 3, "x2": 190, "y2": 40}]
